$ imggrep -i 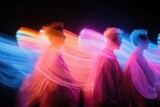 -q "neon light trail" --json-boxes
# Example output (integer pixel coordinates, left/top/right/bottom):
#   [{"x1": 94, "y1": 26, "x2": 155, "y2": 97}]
[{"x1": 0, "y1": 25, "x2": 160, "y2": 107}]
